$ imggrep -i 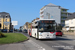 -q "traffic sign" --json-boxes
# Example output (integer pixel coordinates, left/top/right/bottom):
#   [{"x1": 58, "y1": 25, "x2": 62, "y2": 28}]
[{"x1": 12, "y1": 21, "x2": 18, "y2": 25}]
